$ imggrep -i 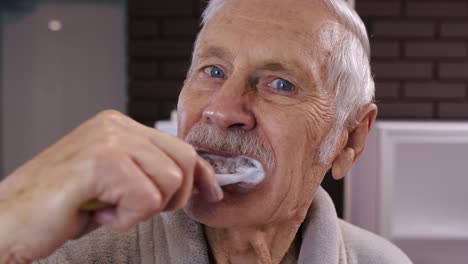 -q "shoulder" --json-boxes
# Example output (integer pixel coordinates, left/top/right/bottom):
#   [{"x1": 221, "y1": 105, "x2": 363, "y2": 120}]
[{"x1": 339, "y1": 220, "x2": 413, "y2": 264}]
